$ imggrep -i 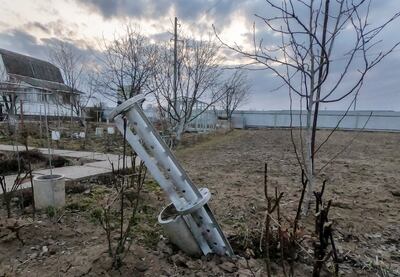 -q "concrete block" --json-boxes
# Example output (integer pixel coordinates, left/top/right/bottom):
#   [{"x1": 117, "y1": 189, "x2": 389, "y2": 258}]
[{"x1": 33, "y1": 174, "x2": 65, "y2": 209}]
